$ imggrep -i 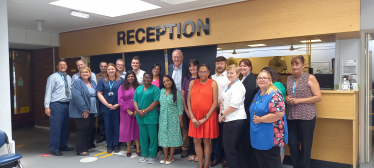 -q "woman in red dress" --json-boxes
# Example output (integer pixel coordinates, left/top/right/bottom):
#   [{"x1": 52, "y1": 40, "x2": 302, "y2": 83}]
[{"x1": 187, "y1": 64, "x2": 219, "y2": 168}]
